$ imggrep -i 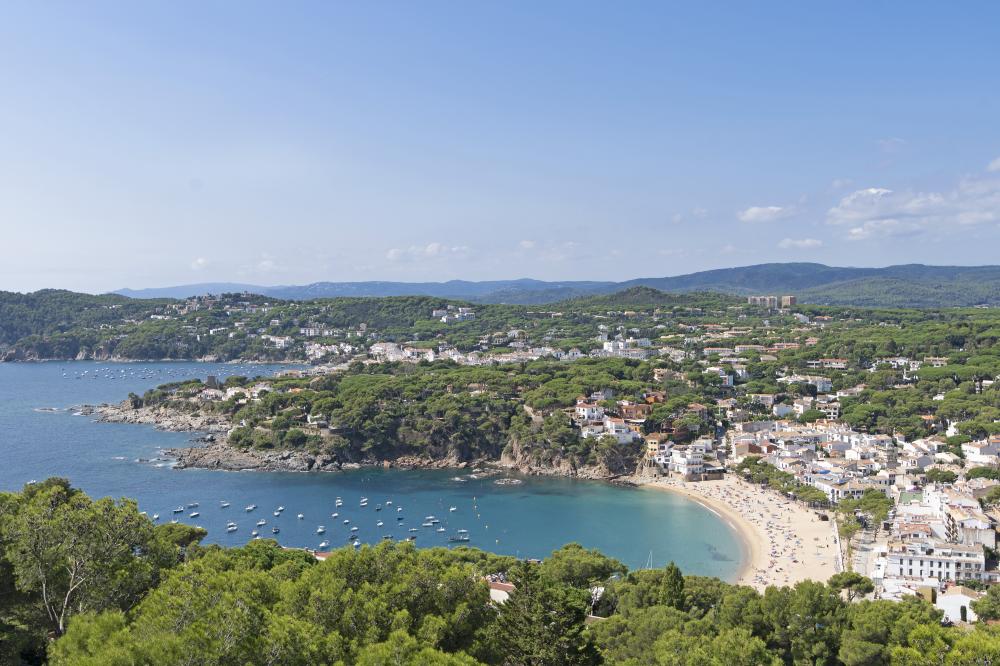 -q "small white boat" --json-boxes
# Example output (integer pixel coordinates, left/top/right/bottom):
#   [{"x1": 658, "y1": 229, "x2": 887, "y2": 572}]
[
  {"x1": 343, "y1": 519, "x2": 350, "y2": 525},
  {"x1": 449, "y1": 507, "x2": 457, "y2": 512},
  {"x1": 318, "y1": 541, "x2": 329, "y2": 549},
  {"x1": 251, "y1": 530, "x2": 259, "y2": 537},
  {"x1": 331, "y1": 512, "x2": 339, "y2": 518},
  {"x1": 220, "y1": 501, "x2": 230, "y2": 508},
  {"x1": 354, "y1": 541, "x2": 361, "y2": 548},
  {"x1": 170, "y1": 519, "x2": 178, "y2": 524},
  {"x1": 297, "y1": 514, "x2": 304, "y2": 520},
  {"x1": 245, "y1": 504, "x2": 257, "y2": 512},
  {"x1": 385, "y1": 500, "x2": 393, "y2": 506},
  {"x1": 351, "y1": 526, "x2": 358, "y2": 532},
  {"x1": 272, "y1": 527, "x2": 280, "y2": 534},
  {"x1": 422, "y1": 522, "x2": 433, "y2": 527},
  {"x1": 397, "y1": 507, "x2": 403, "y2": 512},
  {"x1": 256, "y1": 519, "x2": 267, "y2": 527},
  {"x1": 172, "y1": 506, "x2": 184, "y2": 513},
  {"x1": 152, "y1": 513, "x2": 159, "y2": 521},
  {"x1": 189, "y1": 512, "x2": 200, "y2": 518},
  {"x1": 227, "y1": 524, "x2": 238, "y2": 533},
  {"x1": 376, "y1": 521, "x2": 384, "y2": 527},
  {"x1": 409, "y1": 528, "x2": 418, "y2": 533},
  {"x1": 436, "y1": 527, "x2": 446, "y2": 532},
  {"x1": 277, "y1": 506, "x2": 285, "y2": 512},
  {"x1": 273, "y1": 511, "x2": 281, "y2": 517},
  {"x1": 187, "y1": 502, "x2": 199, "y2": 508},
  {"x1": 316, "y1": 526, "x2": 326, "y2": 534}
]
